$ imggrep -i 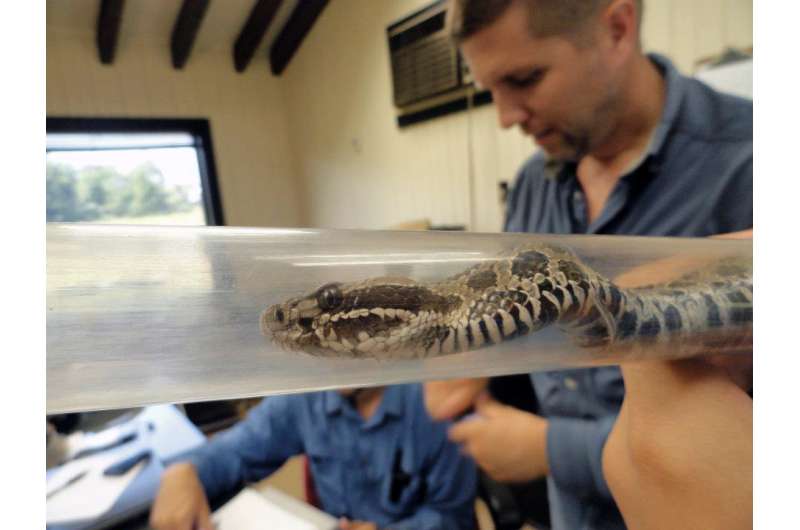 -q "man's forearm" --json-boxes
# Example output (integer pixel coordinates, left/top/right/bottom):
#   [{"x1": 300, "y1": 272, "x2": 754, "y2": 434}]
[{"x1": 183, "y1": 436, "x2": 250, "y2": 501}]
